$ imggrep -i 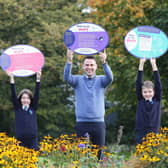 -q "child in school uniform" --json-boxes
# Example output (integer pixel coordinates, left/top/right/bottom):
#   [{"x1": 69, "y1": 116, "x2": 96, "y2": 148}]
[
  {"x1": 7, "y1": 71, "x2": 41, "y2": 150},
  {"x1": 135, "y1": 58, "x2": 162, "y2": 144}
]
